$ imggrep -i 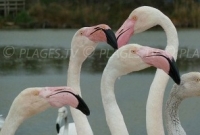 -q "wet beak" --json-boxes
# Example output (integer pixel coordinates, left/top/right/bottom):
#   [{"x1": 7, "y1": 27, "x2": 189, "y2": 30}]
[
  {"x1": 102, "y1": 29, "x2": 118, "y2": 50},
  {"x1": 75, "y1": 95, "x2": 90, "y2": 116}
]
